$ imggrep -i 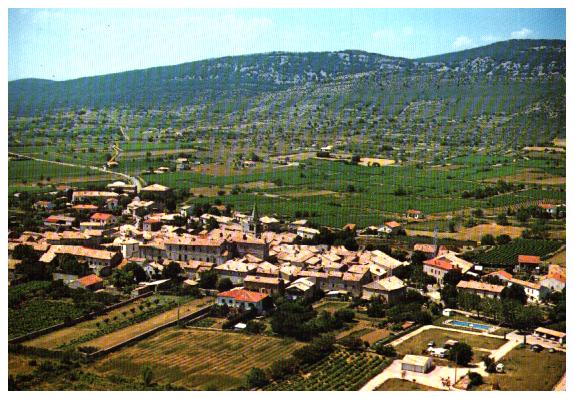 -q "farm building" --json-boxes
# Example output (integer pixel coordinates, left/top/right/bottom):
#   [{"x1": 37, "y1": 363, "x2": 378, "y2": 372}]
[
  {"x1": 540, "y1": 265, "x2": 566, "y2": 293},
  {"x1": 296, "y1": 226, "x2": 321, "y2": 240},
  {"x1": 361, "y1": 276, "x2": 406, "y2": 304},
  {"x1": 533, "y1": 327, "x2": 566, "y2": 344},
  {"x1": 401, "y1": 355, "x2": 433, "y2": 373},
  {"x1": 378, "y1": 221, "x2": 402, "y2": 235},
  {"x1": 516, "y1": 255, "x2": 541, "y2": 271},
  {"x1": 71, "y1": 190, "x2": 119, "y2": 203},
  {"x1": 44, "y1": 215, "x2": 76, "y2": 229},
  {"x1": 216, "y1": 288, "x2": 269, "y2": 313},
  {"x1": 89, "y1": 212, "x2": 117, "y2": 226}
]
